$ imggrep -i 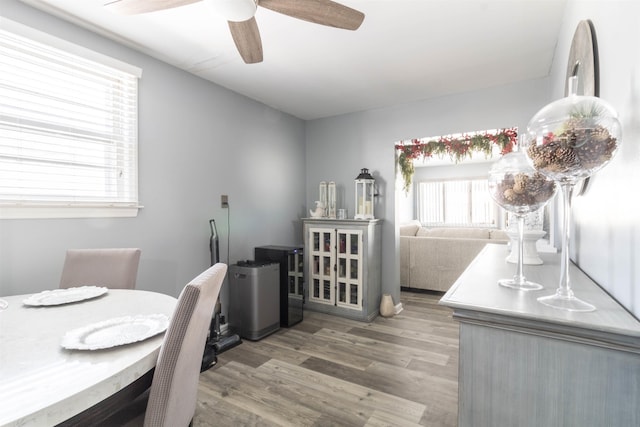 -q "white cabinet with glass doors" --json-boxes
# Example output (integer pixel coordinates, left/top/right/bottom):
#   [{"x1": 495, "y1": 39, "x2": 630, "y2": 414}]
[{"x1": 303, "y1": 219, "x2": 381, "y2": 322}]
